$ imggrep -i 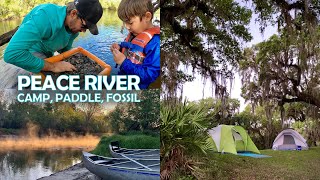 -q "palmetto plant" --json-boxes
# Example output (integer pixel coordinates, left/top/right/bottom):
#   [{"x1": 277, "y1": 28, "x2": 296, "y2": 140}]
[{"x1": 160, "y1": 101, "x2": 215, "y2": 179}]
